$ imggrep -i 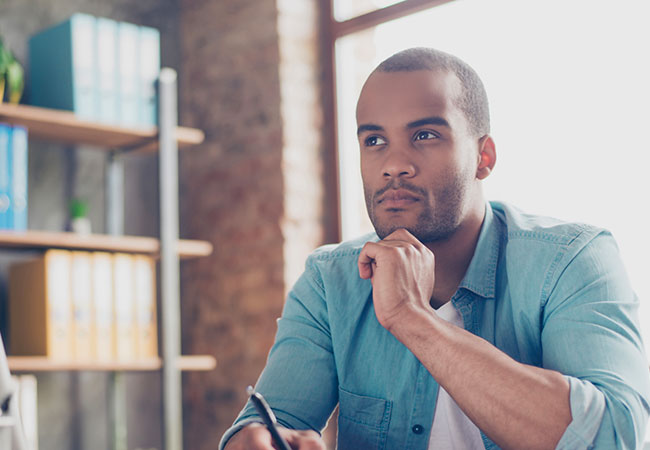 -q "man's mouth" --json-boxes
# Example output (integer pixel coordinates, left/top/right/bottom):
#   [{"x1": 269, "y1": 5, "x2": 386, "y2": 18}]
[{"x1": 377, "y1": 189, "x2": 420, "y2": 209}]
